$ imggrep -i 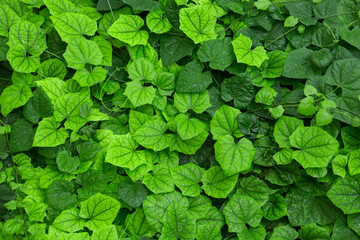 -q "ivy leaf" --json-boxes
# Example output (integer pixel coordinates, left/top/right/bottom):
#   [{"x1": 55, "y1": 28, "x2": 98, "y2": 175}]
[
  {"x1": 108, "y1": 14, "x2": 149, "y2": 46},
  {"x1": 105, "y1": 133, "x2": 147, "y2": 170},
  {"x1": 127, "y1": 57, "x2": 157, "y2": 83},
  {"x1": 143, "y1": 165, "x2": 174, "y2": 194},
  {"x1": 79, "y1": 193, "x2": 121, "y2": 231},
  {"x1": 91, "y1": 225, "x2": 118, "y2": 240},
  {"x1": 124, "y1": 80, "x2": 157, "y2": 107},
  {"x1": 327, "y1": 174, "x2": 360, "y2": 214},
  {"x1": 133, "y1": 118, "x2": 169, "y2": 151},
  {"x1": 197, "y1": 37, "x2": 236, "y2": 71},
  {"x1": 232, "y1": 34, "x2": 268, "y2": 67},
  {"x1": 168, "y1": 130, "x2": 208, "y2": 155},
  {"x1": 201, "y1": 166, "x2": 238, "y2": 198},
  {"x1": 51, "y1": 13, "x2": 97, "y2": 42},
  {"x1": 173, "y1": 113, "x2": 206, "y2": 140},
  {"x1": 146, "y1": 9, "x2": 172, "y2": 34},
  {"x1": 53, "y1": 208, "x2": 86, "y2": 233},
  {"x1": 174, "y1": 91, "x2": 212, "y2": 113},
  {"x1": 237, "y1": 176, "x2": 270, "y2": 206},
  {"x1": 176, "y1": 59, "x2": 212, "y2": 93},
  {"x1": 170, "y1": 163, "x2": 204, "y2": 197},
  {"x1": 224, "y1": 193, "x2": 263, "y2": 233},
  {"x1": 35, "y1": 78, "x2": 66, "y2": 102},
  {"x1": 33, "y1": 117, "x2": 69, "y2": 147},
  {"x1": 73, "y1": 67, "x2": 108, "y2": 87},
  {"x1": 126, "y1": 208, "x2": 154, "y2": 238},
  {"x1": 273, "y1": 116, "x2": 304, "y2": 149},
  {"x1": 210, "y1": 105, "x2": 243, "y2": 140},
  {"x1": 289, "y1": 126, "x2": 339, "y2": 168},
  {"x1": 215, "y1": 135, "x2": 256, "y2": 175},
  {"x1": 179, "y1": 5, "x2": 217, "y2": 44},
  {"x1": 44, "y1": 180, "x2": 76, "y2": 211},
  {"x1": 63, "y1": 38, "x2": 103, "y2": 70},
  {"x1": 7, "y1": 45, "x2": 40, "y2": 73},
  {"x1": 43, "y1": 0, "x2": 78, "y2": 15},
  {"x1": 0, "y1": 83, "x2": 33, "y2": 117},
  {"x1": 269, "y1": 225, "x2": 298, "y2": 240},
  {"x1": 37, "y1": 59, "x2": 67, "y2": 80},
  {"x1": 160, "y1": 201, "x2": 196, "y2": 240},
  {"x1": 221, "y1": 73, "x2": 254, "y2": 108},
  {"x1": 262, "y1": 194, "x2": 287, "y2": 221}
]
